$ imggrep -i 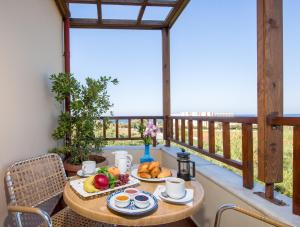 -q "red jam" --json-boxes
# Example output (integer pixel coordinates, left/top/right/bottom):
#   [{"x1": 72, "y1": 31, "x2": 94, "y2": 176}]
[
  {"x1": 126, "y1": 189, "x2": 138, "y2": 194},
  {"x1": 135, "y1": 195, "x2": 148, "y2": 201}
]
